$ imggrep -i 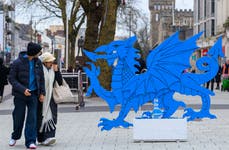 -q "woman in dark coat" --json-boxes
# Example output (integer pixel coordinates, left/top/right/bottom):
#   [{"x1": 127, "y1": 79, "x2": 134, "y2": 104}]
[
  {"x1": 37, "y1": 52, "x2": 62, "y2": 146},
  {"x1": 0, "y1": 58, "x2": 10, "y2": 103}
]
